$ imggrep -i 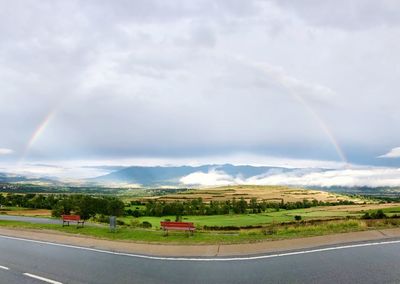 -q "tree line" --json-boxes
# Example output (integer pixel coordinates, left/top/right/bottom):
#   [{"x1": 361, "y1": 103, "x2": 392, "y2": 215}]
[
  {"x1": 0, "y1": 193, "x2": 125, "y2": 220},
  {"x1": 127, "y1": 198, "x2": 356, "y2": 217},
  {"x1": 1, "y1": 193, "x2": 356, "y2": 220}
]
